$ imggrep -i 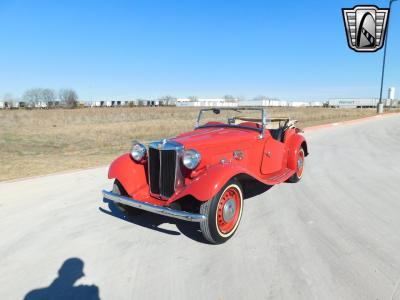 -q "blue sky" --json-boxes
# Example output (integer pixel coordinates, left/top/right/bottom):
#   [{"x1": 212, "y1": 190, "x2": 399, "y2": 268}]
[{"x1": 0, "y1": 0, "x2": 398, "y2": 100}]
